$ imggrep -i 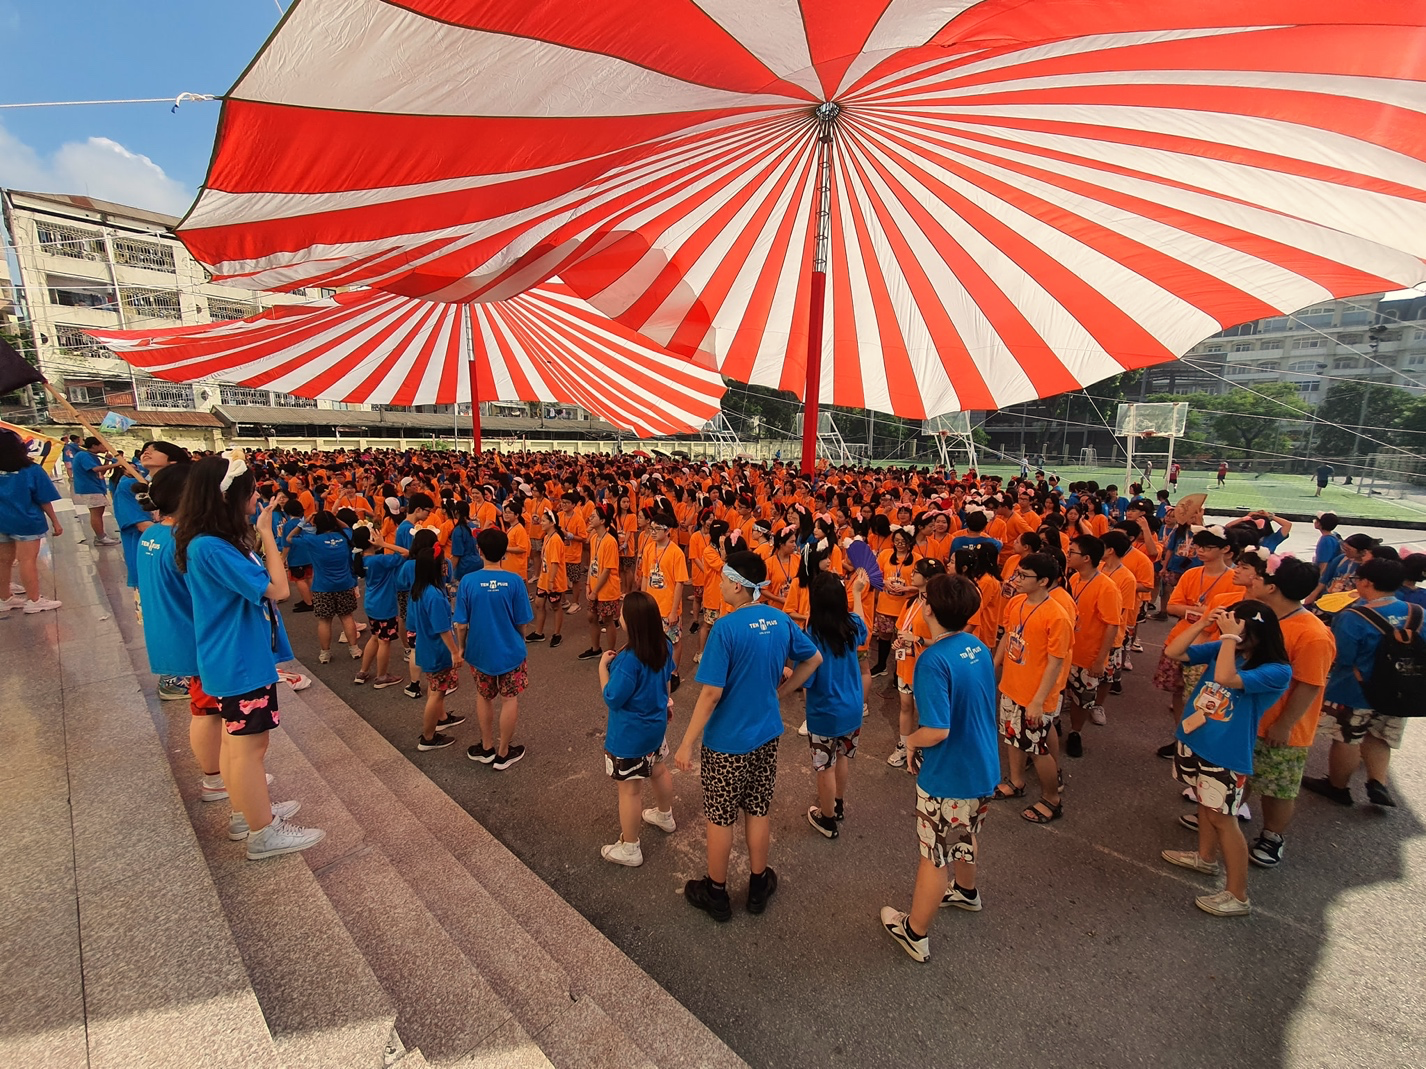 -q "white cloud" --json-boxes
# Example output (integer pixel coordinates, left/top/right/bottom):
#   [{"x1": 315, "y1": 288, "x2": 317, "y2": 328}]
[{"x1": 0, "y1": 122, "x2": 194, "y2": 218}]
